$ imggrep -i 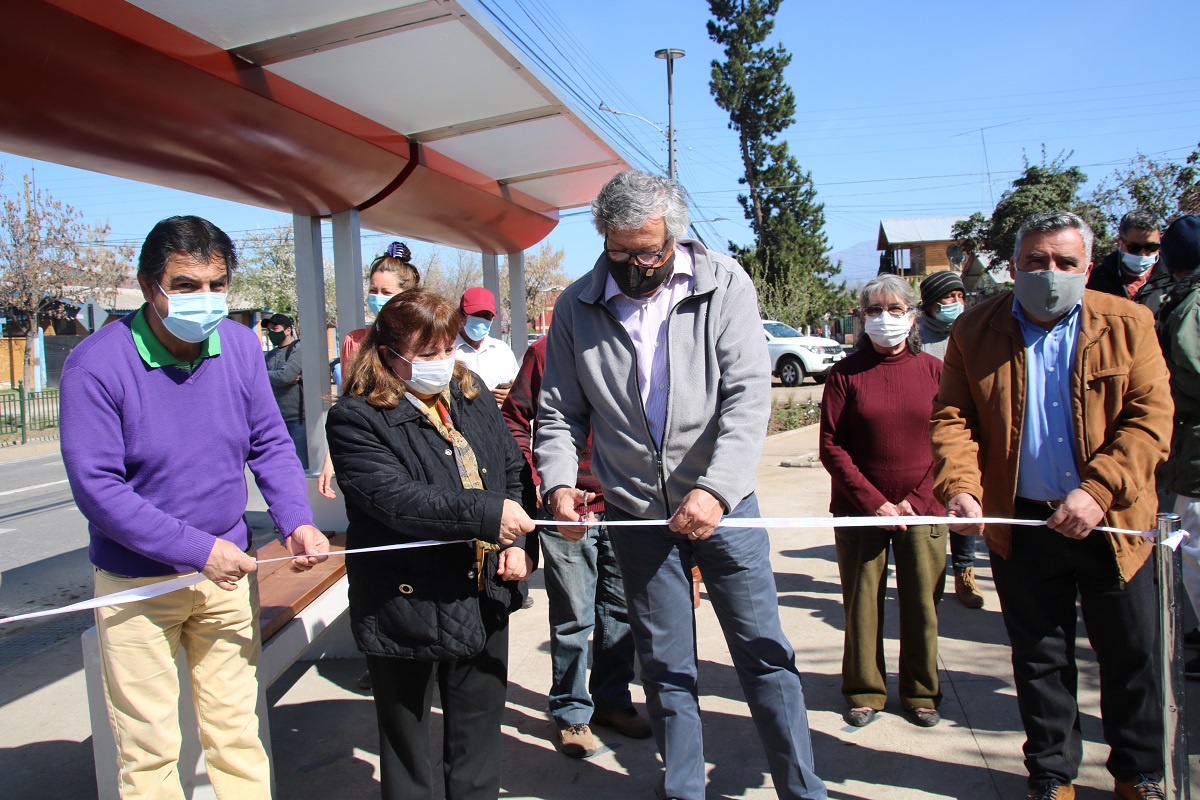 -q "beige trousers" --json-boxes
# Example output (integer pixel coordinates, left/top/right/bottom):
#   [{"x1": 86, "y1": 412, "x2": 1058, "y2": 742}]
[{"x1": 94, "y1": 568, "x2": 270, "y2": 800}]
